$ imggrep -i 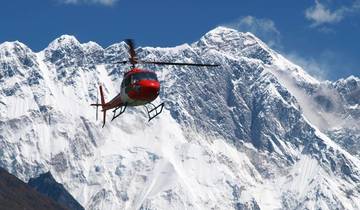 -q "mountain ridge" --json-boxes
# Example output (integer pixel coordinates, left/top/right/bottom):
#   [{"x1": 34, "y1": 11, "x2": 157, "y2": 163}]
[{"x1": 0, "y1": 26, "x2": 359, "y2": 209}]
